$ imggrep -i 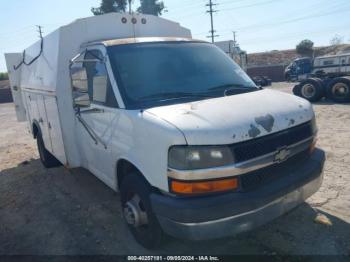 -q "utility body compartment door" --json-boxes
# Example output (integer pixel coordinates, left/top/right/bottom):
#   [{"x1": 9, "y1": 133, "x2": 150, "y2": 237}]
[
  {"x1": 5, "y1": 53, "x2": 27, "y2": 122},
  {"x1": 37, "y1": 95, "x2": 53, "y2": 153},
  {"x1": 44, "y1": 96, "x2": 67, "y2": 165}
]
